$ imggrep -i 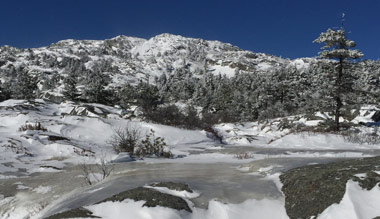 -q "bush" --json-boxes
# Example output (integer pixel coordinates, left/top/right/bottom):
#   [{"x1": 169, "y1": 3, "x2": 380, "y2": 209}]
[
  {"x1": 278, "y1": 118, "x2": 295, "y2": 130},
  {"x1": 108, "y1": 125, "x2": 141, "y2": 154},
  {"x1": 135, "y1": 129, "x2": 171, "y2": 158},
  {"x1": 147, "y1": 104, "x2": 203, "y2": 130},
  {"x1": 234, "y1": 152, "x2": 253, "y2": 160},
  {"x1": 148, "y1": 104, "x2": 184, "y2": 127},
  {"x1": 79, "y1": 158, "x2": 113, "y2": 185},
  {"x1": 19, "y1": 122, "x2": 48, "y2": 132},
  {"x1": 342, "y1": 129, "x2": 380, "y2": 145},
  {"x1": 108, "y1": 125, "x2": 171, "y2": 158}
]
